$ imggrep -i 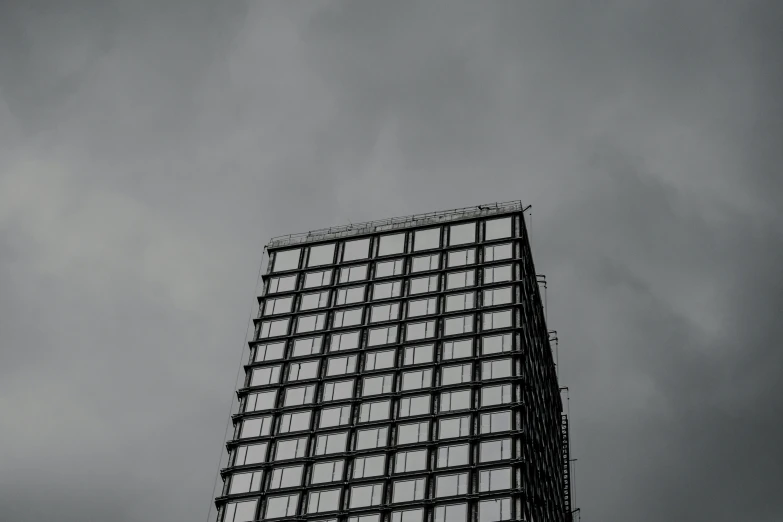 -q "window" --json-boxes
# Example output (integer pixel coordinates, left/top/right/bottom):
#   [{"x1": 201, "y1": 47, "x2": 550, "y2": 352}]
[
  {"x1": 265, "y1": 494, "x2": 299, "y2": 518},
  {"x1": 301, "y1": 290, "x2": 330, "y2": 310},
  {"x1": 371, "y1": 302, "x2": 400, "y2": 322},
  {"x1": 445, "y1": 292, "x2": 474, "y2": 312},
  {"x1": 353, "y1": 454, "x2": 386, "y2": 478},
  {"x1": 315, "y1": 431, "x2": 348, "y2": 455},
  {"x1": 292, "y1": 336, "x2": 322, "y2": 357},
  {"x1": 333, "y1": 307, "x2": 363, "y2": 328},
  {"x1": 438, "y1": 416, "x2": 470, "y2": 439},
  {"x1": 397, "y1": 421, "x2": 428, "y2": 444},
  {"x1": 307, "y1": 488, "x2": 341, "y2": 513},
  {"x1": 446, "y1": 270, "x2": 475, "y2": 290},
  {"x1": 482, "y1": 333, "x2": 513, "y2": 354},
  {"x1": 273, "y1": 249, "x2": 301, "y2": 272},
  {"x1": 480, "y1": 411, "x2": 512, "y2": 434},
  {"x1": 255, "y1": 342, "x2": 285, "y2": 362},
  {"x1": 275, "y1": 437, "x2": 308, "y2": 460},
  {"x1": 356, "y1": 427, "x2": 388, "y2": 450},
  {"x1": 484, "y1": 265, "x2": 512, "y2": 284},
  {"x1": 444, "y1": 315, "x2": 473, "y2": 336},
  {"x1": 279, "y1": 410, "x2": 312, "y2": 433},
  {"x1": 478, "y1": 498, "x2": 512, "y2": 522},
  {"x1": 326, "y1": 355, "x2": 357, "y2": 376},
  {"x1": 411, "y1": 253, "x2": 439, "y2": 273},
  {"x1": 349, "y1": 515, "x2": 380, "y2": 522},
  {"x1": 409, "y1": 275, "x2": 439, "y2": 295},
  {"x1": 441, "y1": 363, "x2": 471, "y2": 385},
  {"x1": 378, "y1": 233, "x2": 406, "y2": 256},
  {"x1": 481, "y1": 384, "x2": 513, "y2": 406},
  {"x1": 268, "y1": 274, "x2": 298, "y2": 294},
  {"x1": 320, "y1": 405, "x2": 352, "y2": 428},
  {"x1": 442, "y1": 339, "x2": 472, "y2": 360},
  {"x1": 401, "y1": 368, "x2": 432, "y2": 391},
  {"x1": 259, "y1": 318, "x2": 289, "y2": 338},
  {"x1": 395, "y1": 449, "x2": 428, "y2": 472},
  {"x1": 479, "y1": 467, "x2": 511, "y2": 492},
  {"x1": 406, "y1": 320, "x2": 436, "y2": 341},
  {"x1": 479, "y1": 439, "x2": 512, "y2": 463},
  {"x1": 435, "y1": 472, "x2": 468, "y2": 497},
  {"x1": 392, "y1": 508, "x2": 424, "y2": 522},
  {"x1": 297, "y1": 313, "x2": 326, "y2": 333},
  {"x1": 414, "y1": 228, "x2": 440, "y2": 251},
  {"x1": 437, "y1": 444, "x2": 469, "y2": 468},
  {"x1": 365, "y1": 349, "x2": 396, "y2": 371},
  {"x1": 304, "y1": 270, "x2": 332, "y2": 289},
  {"x1": 249, "y1": 365, "x2": 281, "y2": 387},
  {"x1": 223, "y1": 500, "x2": 258, "y2": 522},
  {"x1": 350, "y1": 483, "x2": 384, "y2": 508},
  {"x1": 311, "y1": 460, "x2": 344, "y2": 484},
  {"x1": 404, "y1": 344, "x2": 433, "y2": 365},
  {"x1": 375, "y1": 258, "x2": 404, "y2": 278},
  {"x1": 449, "y1": 223, "x2": 475, "y2": 246},
  {"x1": 482, "y1": 310, "x2": 512, "y2": 330},
  {"x1": 482, "y1": 359, "x2": 512, "y2": 380},
  {"x1": 330, "y1": 331, "x2": 361, "y2": 352},
  {"x1": 363, "y1": 374, "x2": 394, "y2": 396},
  {"x1": 399, "y1": 394, "x2": 431, "y2": 417},
  {"x1": 407, "y1": 297, "x2": 438, "y2": 318},
  {"x1": 340, "y1": 264, "x2": 368, "y2": 283},
  {"x1": 359, "y1": 400, "x2": 391, "y2": 422},
  {"x1": 483, "y1": 287, "x2": 512, "y2": 307},
  {"x1": 440, "y1": 389, "x2": 471, "y2": 412},
  {"x1": 228, "y1": 469, "x2": 264, "y2": 494},
  {"x1": 308, "y1": 244, "x2": 336, "y2": 267},
  {"x1": 233, "y1": 443, "x2": 267, "y2": 465},
  {"x1": 447, "y1": 249, "x2": 475, "y2": 268},
  {"x1": 373, "y1": 280, "x2": 402, "y2": 299},
  {"x1": 269, "y1": 465, "x2": 303, "y2": 489},
  {"x1": 343, "y1": 238, "x2": 371, "y2": 262},
  {"x1": 368, "y1": 325, "x2": 398, "y2": 346},
  {"x1": 284, "y1": 384, "x2": 316, "y2": 406},
  {"x1": 322, "y1": 379, "x2": 354, "y2": 402},
  {"x1": 336, "y1": 285, "x2": 365, "y2": 305},
  {"x1": 434, "y1": 503, "x2": 467, "y2": 522},
  {"x1": 484, "y1": 243, "x2": 512, "y2": 262},
  {"x1": 264, "y1": 296, "x2": 293, "y2": 316},
  {"x1": 392, "y1": 477, "x2": 426, "y2": 502},
  {"x1": 288, "y1": 360, "x2": 319, "y2": 381},
  {"x1": 485, "y1": 217, "x2": 512, "y2": 241},
  {"x1": 245, "y1": 390, "x2": 277, "y2": 412},
  {"x1": 239, "y1": 416, "x2": 273, "y2": 438}
]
